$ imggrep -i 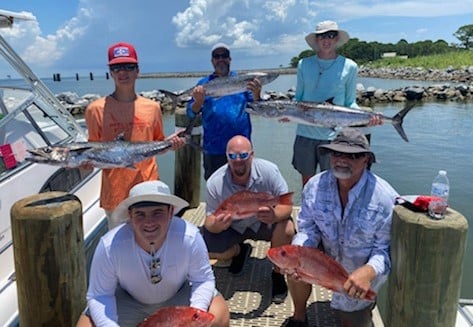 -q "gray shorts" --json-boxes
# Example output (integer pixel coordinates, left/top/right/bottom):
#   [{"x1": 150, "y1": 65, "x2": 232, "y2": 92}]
[
  {"x1": 202, "y1": 223, "x2": 275, "y2": 253},
  {"x1": 292, "y1": 135, "x2": 330, "y2": 176}
]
